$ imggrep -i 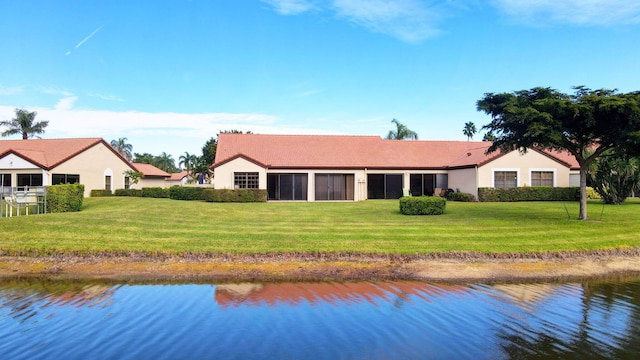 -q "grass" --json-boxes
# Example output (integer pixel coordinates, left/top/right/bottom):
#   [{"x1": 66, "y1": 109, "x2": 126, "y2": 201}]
[{"x1": 1, "y1": 197, "x2": 640, "y2": 256}]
